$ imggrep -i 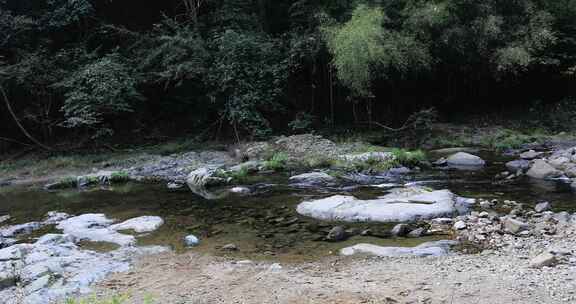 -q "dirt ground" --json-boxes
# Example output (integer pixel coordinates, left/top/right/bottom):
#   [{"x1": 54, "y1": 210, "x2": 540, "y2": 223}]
[{"x1": 96, "y1": 248, "x2": 573, "y2": 304}]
